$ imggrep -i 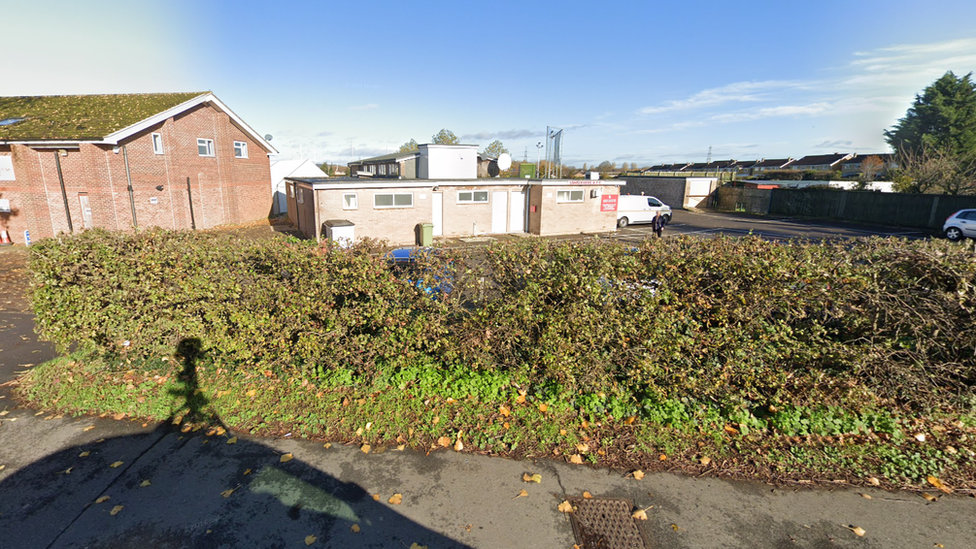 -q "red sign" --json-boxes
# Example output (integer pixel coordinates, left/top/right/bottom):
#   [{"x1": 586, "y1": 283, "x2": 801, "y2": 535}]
[{"x1": 600, "y1": 194, "x2": 618, "y2": 212}]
